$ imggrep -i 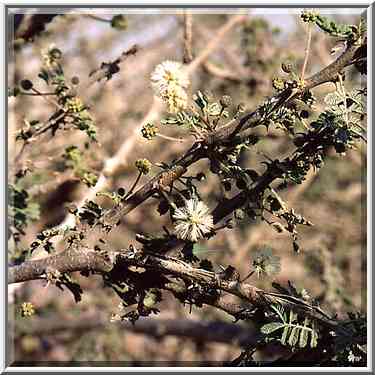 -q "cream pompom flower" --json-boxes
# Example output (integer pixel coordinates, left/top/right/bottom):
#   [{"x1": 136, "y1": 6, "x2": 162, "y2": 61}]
[
  {"x1": 173, "y1": 198, "x2": 214, "y2": 242},
  {"x1": 150, "y1": 61, "x2": 190, "y2": 113},
  {"x1": 151, "y1": 60, "x2": 189, "y2": 97}
]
